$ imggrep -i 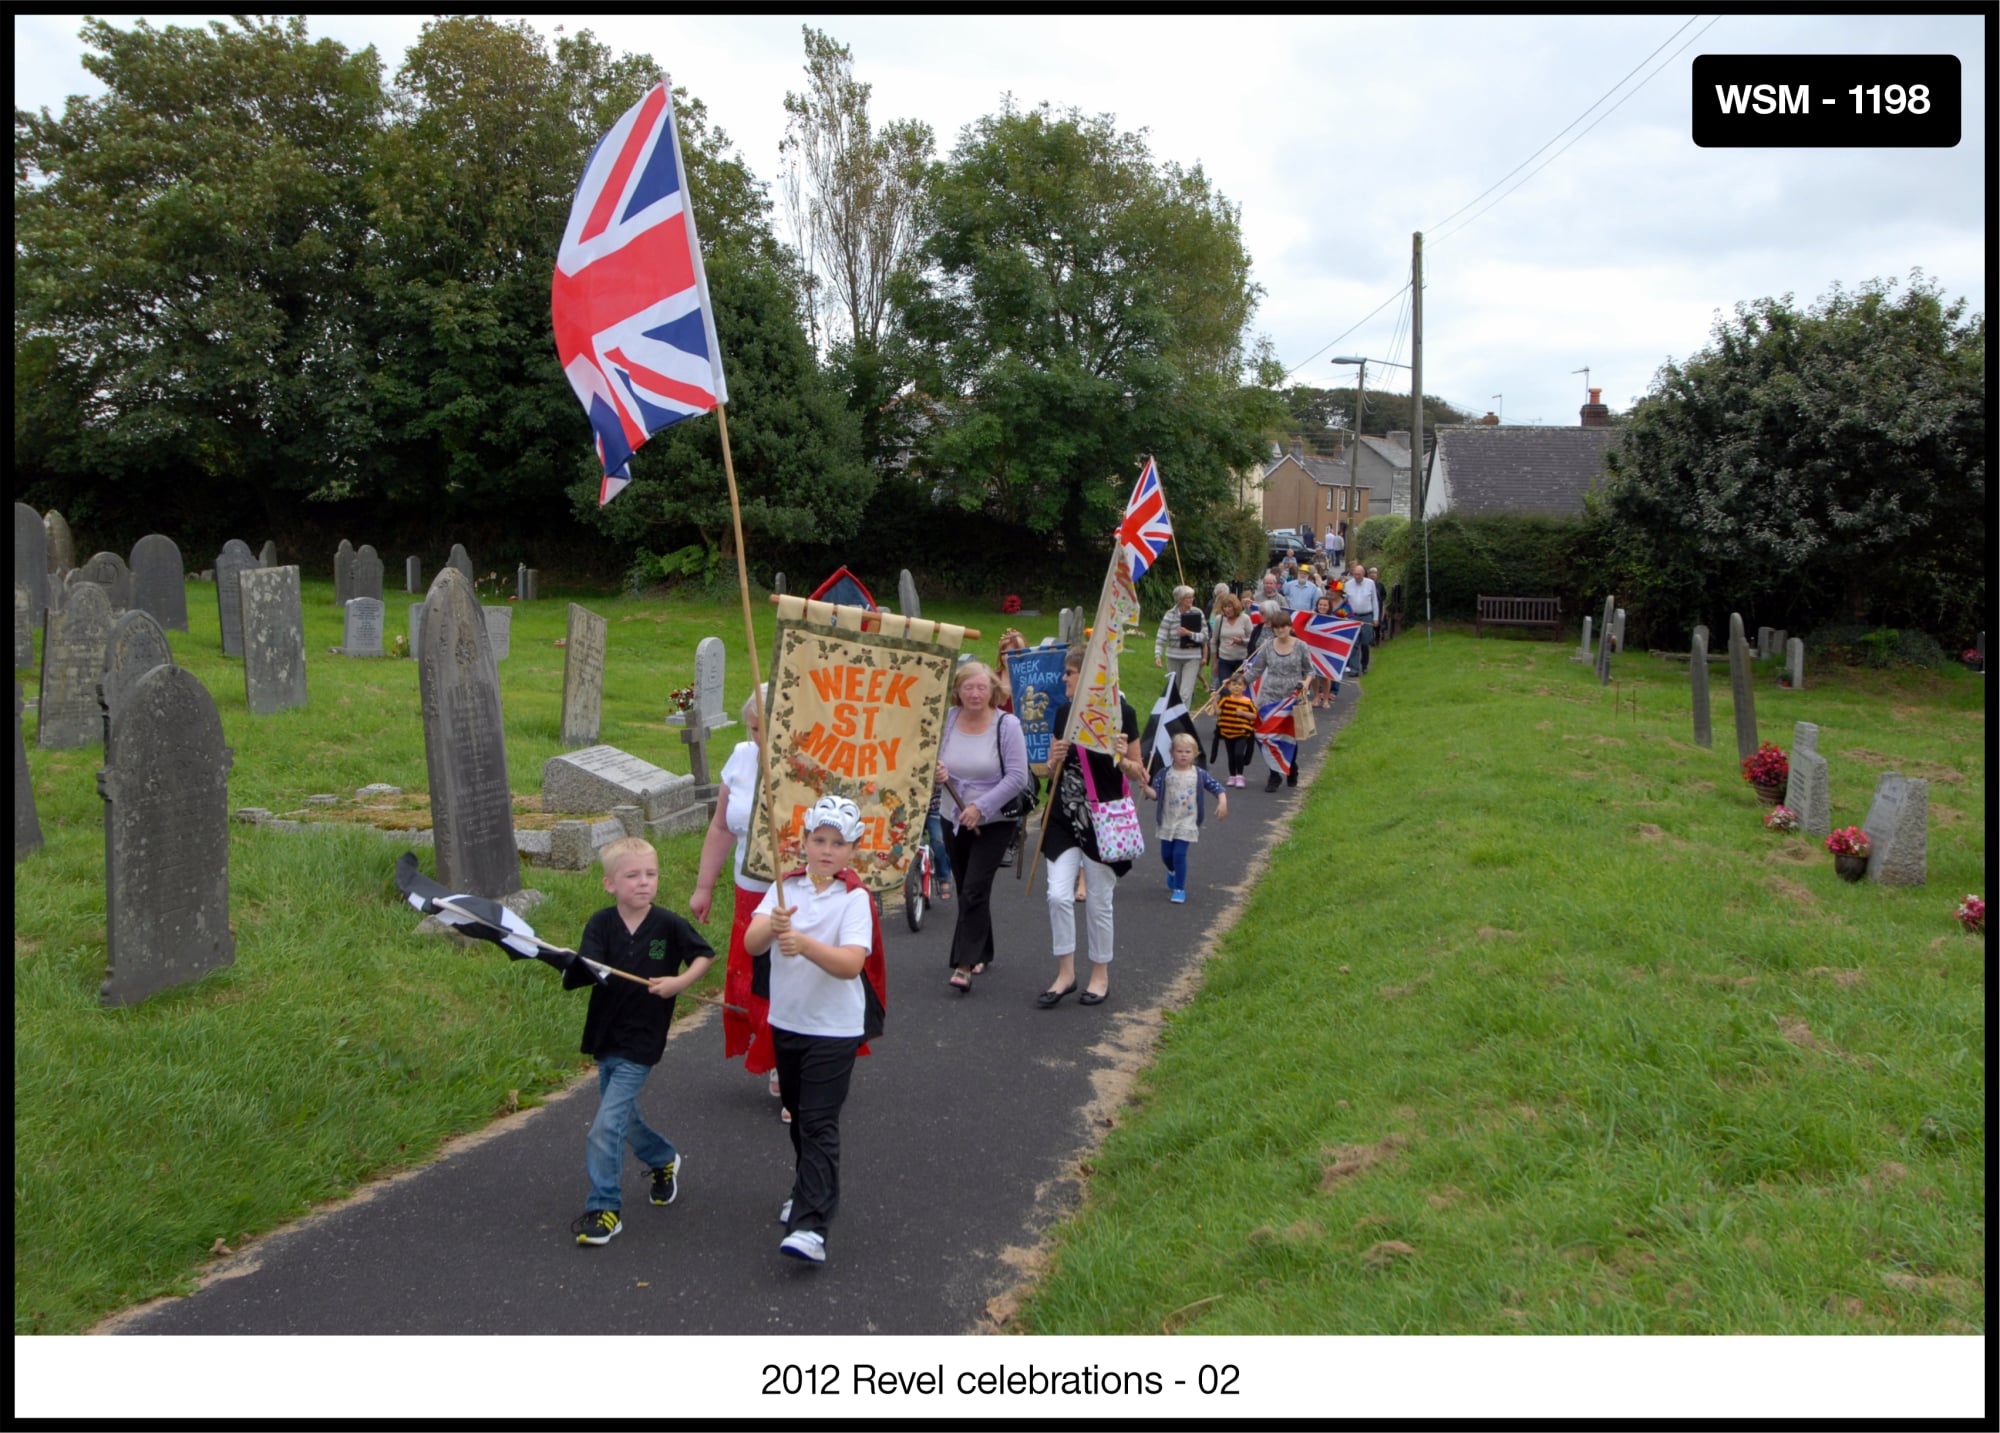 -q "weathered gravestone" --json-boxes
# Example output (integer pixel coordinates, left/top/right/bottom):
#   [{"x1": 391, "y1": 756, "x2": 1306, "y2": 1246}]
[
  {"x1": 1693, "y1": 623, "x2": 1710, "y2": 656},
  {"x1": 560, "y1": 604, "x2": 607, "y2": 747},
  {"x1": 100, "y1": 609, "x2": 177, "y2": 749},
  {"x1": 1783, "y1": 721, "x2": 1830, "y2": 836},
  {"x1": 1058, "y1": 606, "x2": 1082, "y2": 649},
  {"x1": 543, "y1": 744, "x2": 699, "y2": 833},
  {"x1": 342, "y1": 597, "x2": 386, "y2": 657},
  {"x1": 15, "y1": 683, "x2": 40, "y2": 859},
  {"x1": 14, "y1": 586, "x2": 31, "y2": 669},
  {"x1": 129, "y1": 534, "x2": 189, "y2": 632},
  {"x1": 1756, "y1": 626, "x2": 1773, "y2": 660},
  {"x1": 44, "y1": 509, "x2": 75, "y2": 577},
  {"x1": 213, "y1": 540, "x2": 259, "y2": 658},
  {"x1": 447, "y1": 543, "x2": 475, "y2": 584},
  {"x1": 516, "y1": 564, "x2": 538, "y2": 603},
  {"x1": 1611, "y1": 608, "x2": 1627, "y2": 655},
  {"x1": 1785, "y1": 637, "x2": 1804, "y2": 690},
  {"x1": 239, "y1": 565, "x2": 309, "y2": 715},
  {"x1": 1573, "y1": 615, "x2": 1593, "y2": 662},
  {"x1": 899, "y1": 569, "x2": 921, "y2": 619},
  {"x1": 418, "y1": 567, "x2": 520, "y2": 898},
  {"x1": 351, "y1": 545, "x2": 384, "y2": 605},
  {"x1": 482, "y1": 606, "x2": 511, "y2": 664},
  {"x1": 15, "y1": 503, "x2": 49, "y2": 631},
  {"x1": 406, "y1": 556, "x2": 423, "y2": 594},
  {"x1": 1595, "y1": 595, "x2": 1616, "y2": 685},
  {"x1": 38, "y1": 582, "x2": 112, "y2": 748},
  {"x1": 258, "y1": 539, "x2": 278, "y2": 569},
  {"x1": 1771, "y1": 630, "x2": 1788, "y2": 663},
  {"x1": 1689, "y1": 630, "x2": 1712, "y2": 748},
  {"x1": 333, "y1": 539, "x2": 356, "y2": 606},
  {"x1": 772, "y1": 571, "x2": 786, "y2": 596},
  {"x1": 407, "y1": 601, "x2": 426, "y2": 656},
  {"x1": 693, "y1": 636, "x2": 729, "y2": 730},
  {"x1": 1861, "y1": 773, "x2": 1927, "y2": 886},
  {"x1": 1727, "y1": 613, "x2": 1758, "y2": 762},
  {"x1": 77, "y1": 551, "x2": 133, "y2": 612},
  {"x1": 99, "y1": 664, "x2": 235, "y2": 1005}
]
